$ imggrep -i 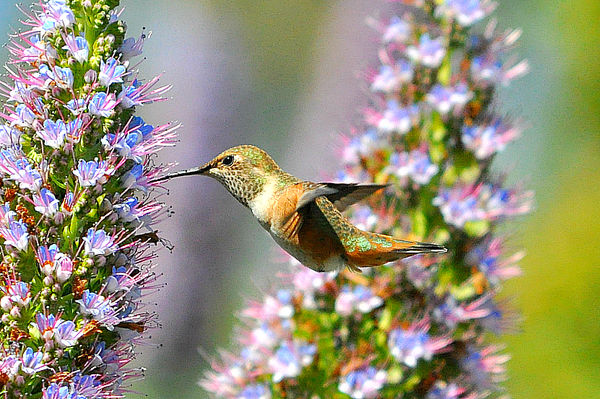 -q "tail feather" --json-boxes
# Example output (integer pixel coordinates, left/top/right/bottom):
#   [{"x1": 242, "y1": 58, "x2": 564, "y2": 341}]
[{"x1": 393, "y1": 241, "x2": 447, "y2": 255}]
